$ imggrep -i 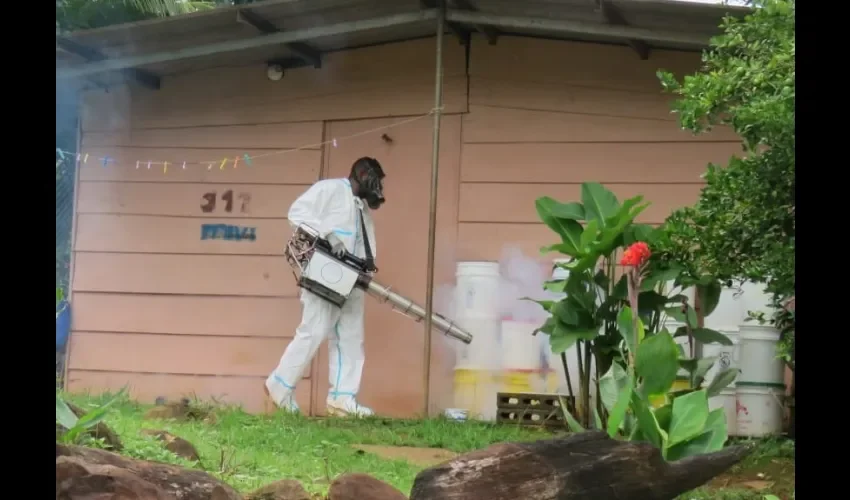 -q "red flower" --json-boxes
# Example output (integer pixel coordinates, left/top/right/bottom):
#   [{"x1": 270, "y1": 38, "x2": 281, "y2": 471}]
[{"x1": 620, "y1": 242, "x2": 651, "y2": 267}]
